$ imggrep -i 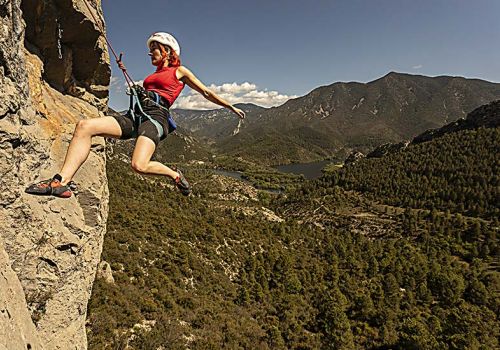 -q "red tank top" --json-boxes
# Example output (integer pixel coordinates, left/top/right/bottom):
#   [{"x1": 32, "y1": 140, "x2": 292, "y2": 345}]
[{"x1": 143, "y1": 66, "x2": 185, "y2": 106}]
